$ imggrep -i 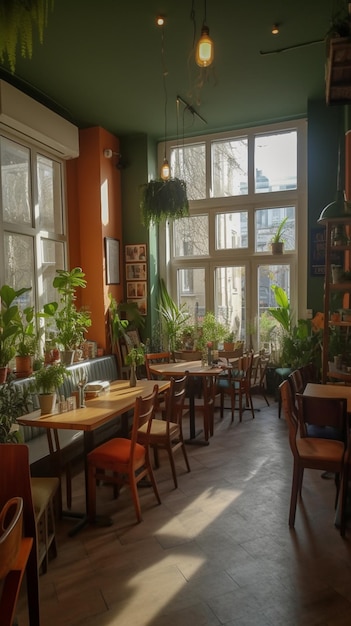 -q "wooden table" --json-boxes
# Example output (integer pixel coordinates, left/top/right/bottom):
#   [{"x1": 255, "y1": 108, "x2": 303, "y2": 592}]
[
  {"x1": 304, "y1": 382, "x2": 351, "y2": 413},
  {"x1": 148, "y1": 360, "x2": 223, "y2": 444},
  {"x1": 18, "y1": 379, "x2": 170, "y2": 534}
]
